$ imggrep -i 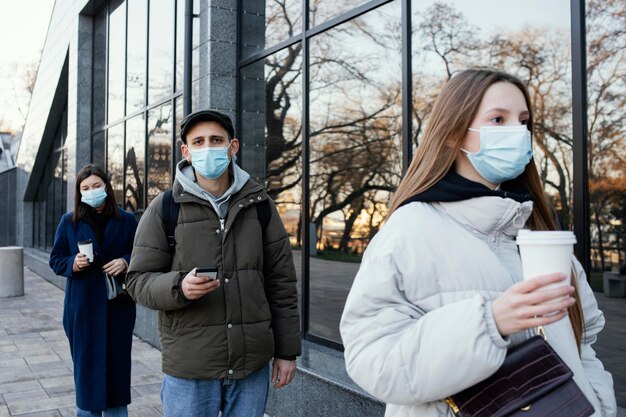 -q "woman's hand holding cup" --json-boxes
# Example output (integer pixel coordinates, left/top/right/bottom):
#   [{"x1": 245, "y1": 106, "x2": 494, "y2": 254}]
[
  {"x1": 491, "y1": 273, "x2": 575, "y2": 337},
  {"x1": 73, "y1": 253, "x2": 91, "y2": 272}
]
